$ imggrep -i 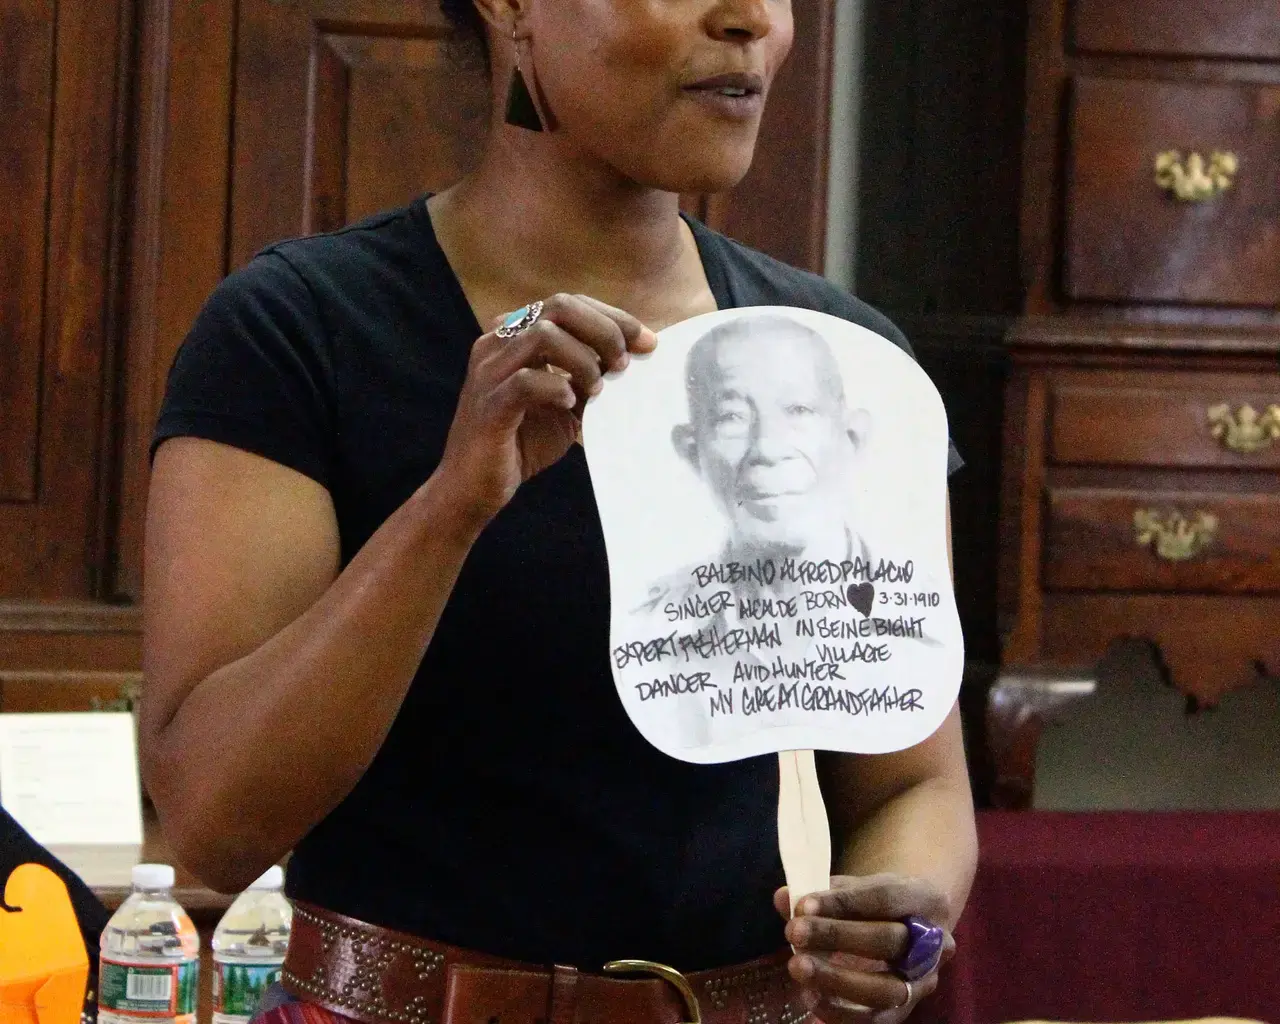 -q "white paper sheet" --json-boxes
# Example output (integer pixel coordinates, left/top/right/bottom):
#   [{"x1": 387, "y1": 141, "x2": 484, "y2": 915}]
[
  {"x1": 583, "y1": 306, "x2": 964, "y2": 763},
  {"x1": 0, "y1": 712, "x2": 144, "y2": 845}
]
